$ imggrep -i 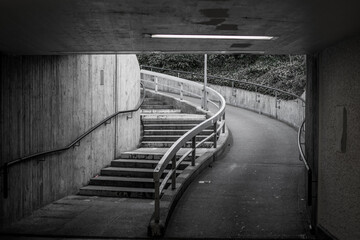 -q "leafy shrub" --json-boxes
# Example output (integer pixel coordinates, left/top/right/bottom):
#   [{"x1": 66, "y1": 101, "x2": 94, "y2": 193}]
[{"x1": 137, "y1": 54, "x2": 306, "y2": 99}]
